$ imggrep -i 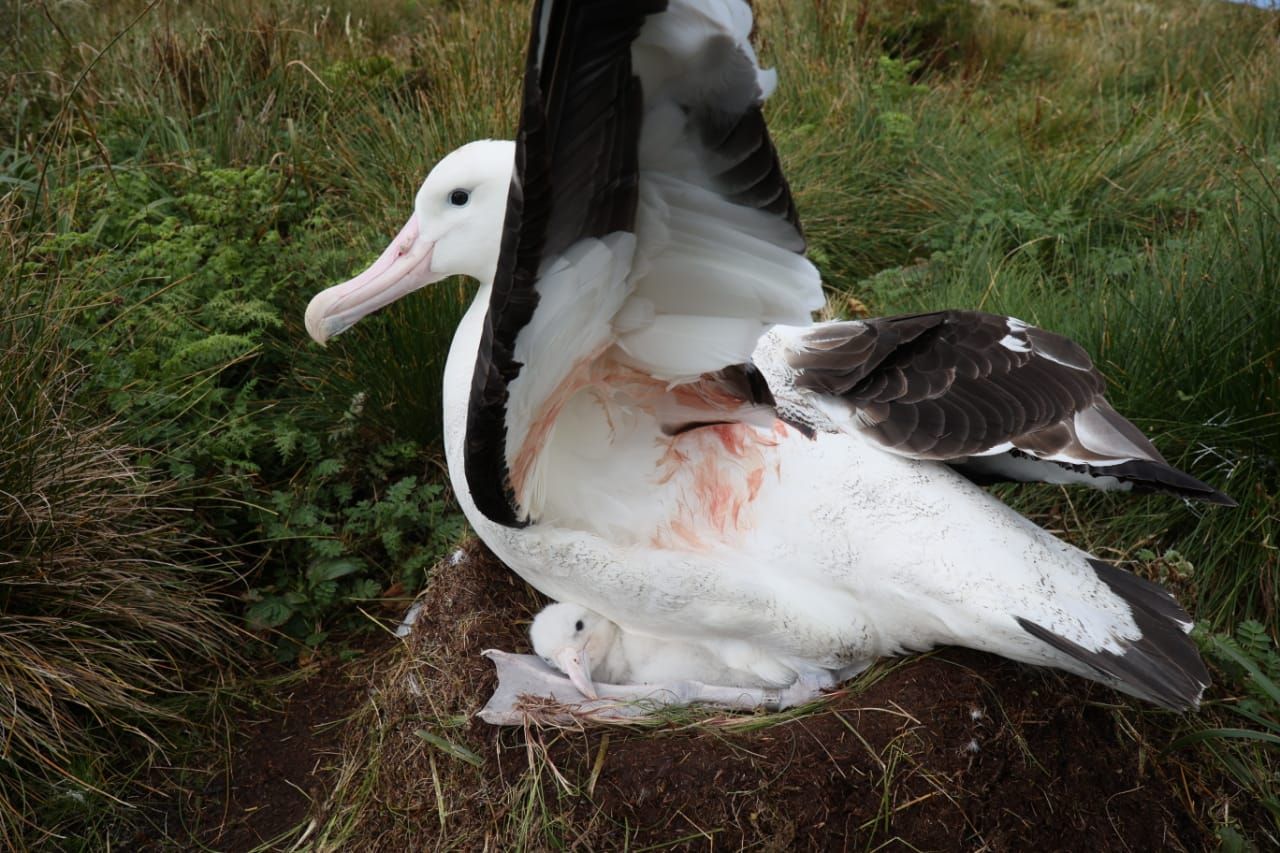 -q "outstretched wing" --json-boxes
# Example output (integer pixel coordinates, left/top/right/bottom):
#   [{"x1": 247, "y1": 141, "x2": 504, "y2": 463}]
[
  {"x1": 780, "y1": 311, "x2": 1234, "y2": 504},
  {"x1": 467, "y1": 0, "x2": 822, "y2": 526}
]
